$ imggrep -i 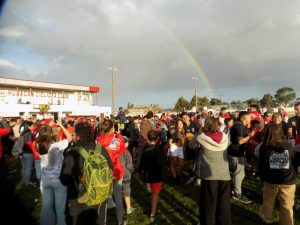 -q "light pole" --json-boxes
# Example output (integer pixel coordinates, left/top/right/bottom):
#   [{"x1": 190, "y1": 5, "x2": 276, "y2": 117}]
[
  {"x1": 192, "y1": 77, "x2": 198, "y2": 112},
  {"x1": 108, "y1": 66, "x2": 118, "y2": 116}
]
